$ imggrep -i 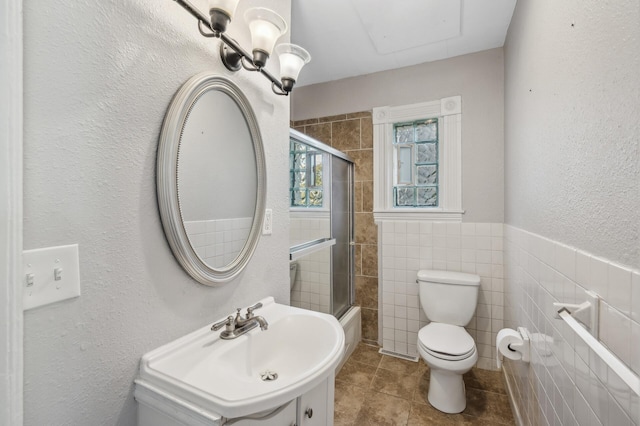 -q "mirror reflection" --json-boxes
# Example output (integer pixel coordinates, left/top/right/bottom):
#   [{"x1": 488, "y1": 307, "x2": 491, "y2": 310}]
[
  {"x1": 289, "y1": 140, "x2": 331, "y2": 247},
  {"x1": 178, "y1": 89, "x2": 258, "y2": 269}
]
